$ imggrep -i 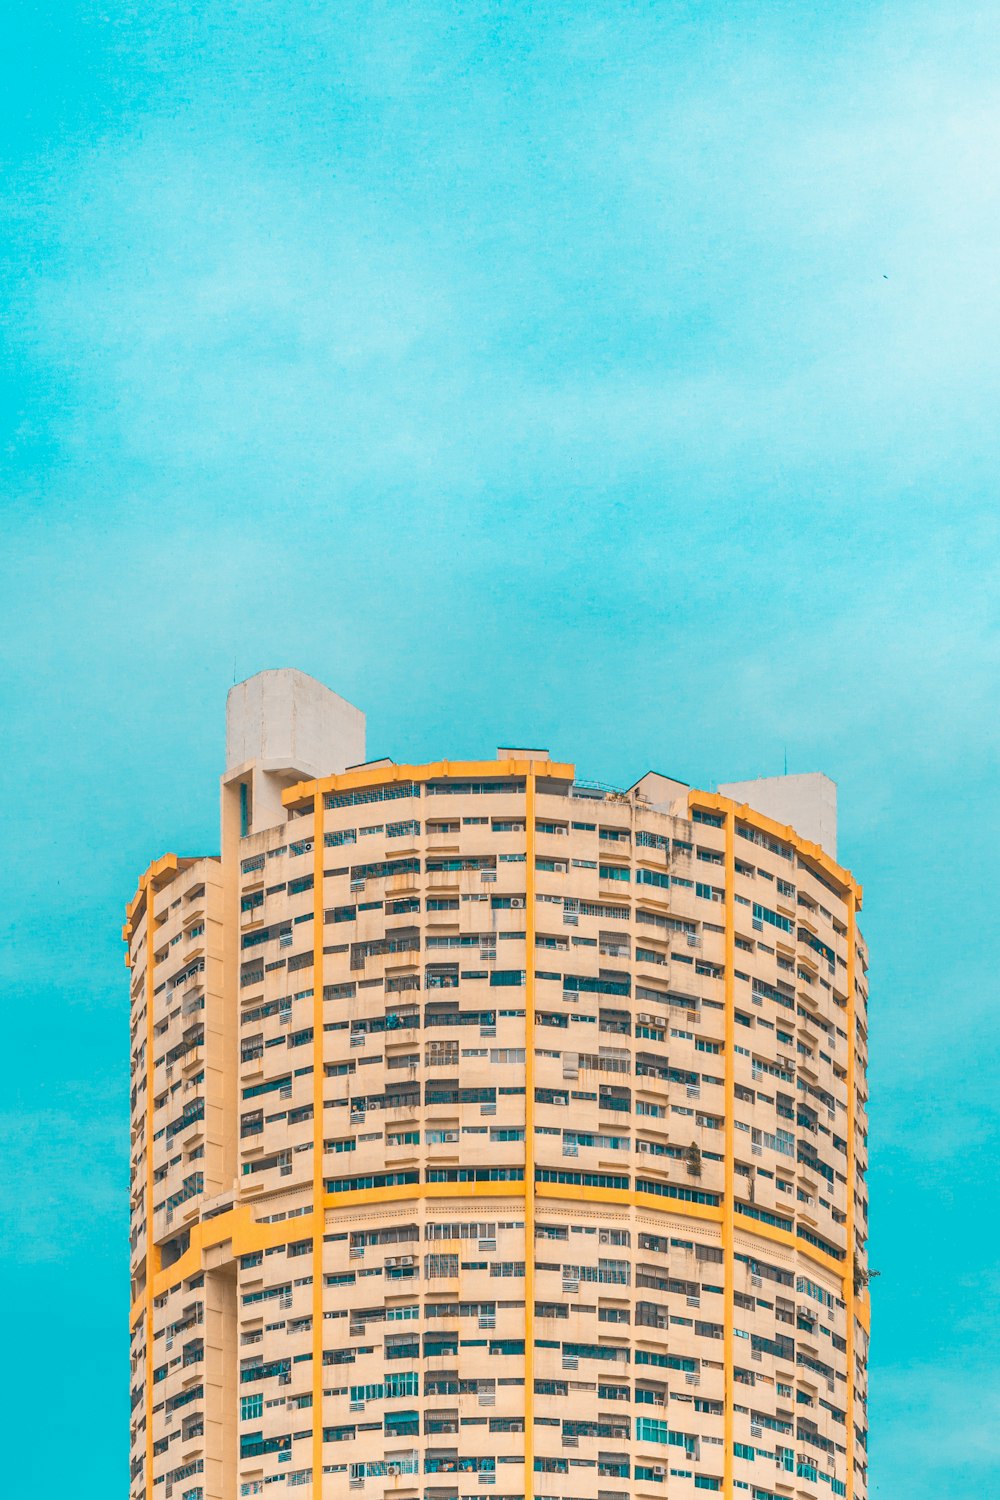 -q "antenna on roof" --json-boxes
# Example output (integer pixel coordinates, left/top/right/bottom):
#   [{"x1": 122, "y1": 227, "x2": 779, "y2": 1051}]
[{"x1": 783, "y1": 747, "x2": 788, "y2": 775}]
